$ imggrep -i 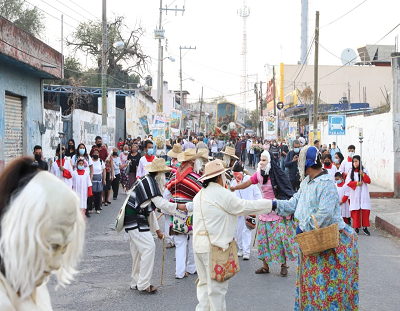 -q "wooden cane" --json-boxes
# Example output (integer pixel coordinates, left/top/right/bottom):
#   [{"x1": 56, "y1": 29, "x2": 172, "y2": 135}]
[
  {"x1": 161, "y1": 235, "x2": 165, "y2": 285},
  {"x1": 157, "y1": 212, "x2": 164, "y2": 221},
  {"x1": 252, "y1": 218, "x2": 260, "y2": 247}
]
